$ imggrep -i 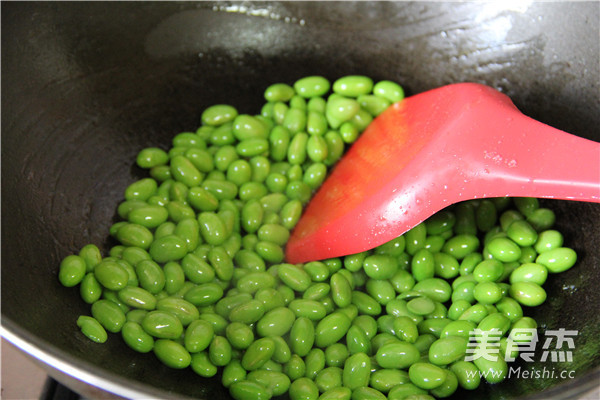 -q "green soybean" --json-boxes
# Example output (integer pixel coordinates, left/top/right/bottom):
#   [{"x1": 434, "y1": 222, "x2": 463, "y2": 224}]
[
  {"x1": 536, "y1": 247, "x2": 577, "y2": 273},
  {"x1": 153, "y1": 339, "x2": 191, "y2": 369},
  {"x1": 142, "y1": 310, "x2": 183, "y2": 339},
  {"x1": 202, "y1": 105, "x2": 238, "y2": 126},
  {"x1": 94, "y1": 260, "x2": 129, "y2": 291},
  {"x1": 408, "y1": 362, "x2": 446, "y2": 390},
  {"x1": 342, "y1": 352, "x2": 371, "y2": 390},
  {"x1": 77, "y1": 316, "x2": 108, "y2": 343},
  {"x1": 294, "y1": 76, "x2": 330, "y2": 98},
  {"x1": 509, "y1": 281, "x2": 547, "y2": 307},
  {"x1": 59, "y1": 255, "x2": 87, "y2": 287},
  {"x1": 373, "y1": 80, "x2": 404, "y2": 102},
  {"x1": 376, "y1": 341, "x2": 420, "y2": 369},
  {"x1": 91, "y1": 299, "x2": 127, "y2": 333},
  {"x1": 242, "y1": 337, "x2": 276, "y2": 371},
  {"x1": 121, "y1": 321, "x2": 154, "y2": 353}
]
